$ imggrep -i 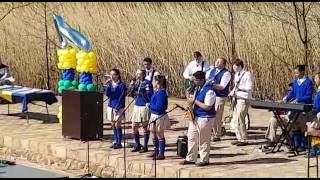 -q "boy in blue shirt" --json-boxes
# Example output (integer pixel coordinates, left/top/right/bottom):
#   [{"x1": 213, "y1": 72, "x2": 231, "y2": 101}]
[{"x1": 284, "y1": 65, "x2": 313, "y2": 151}]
